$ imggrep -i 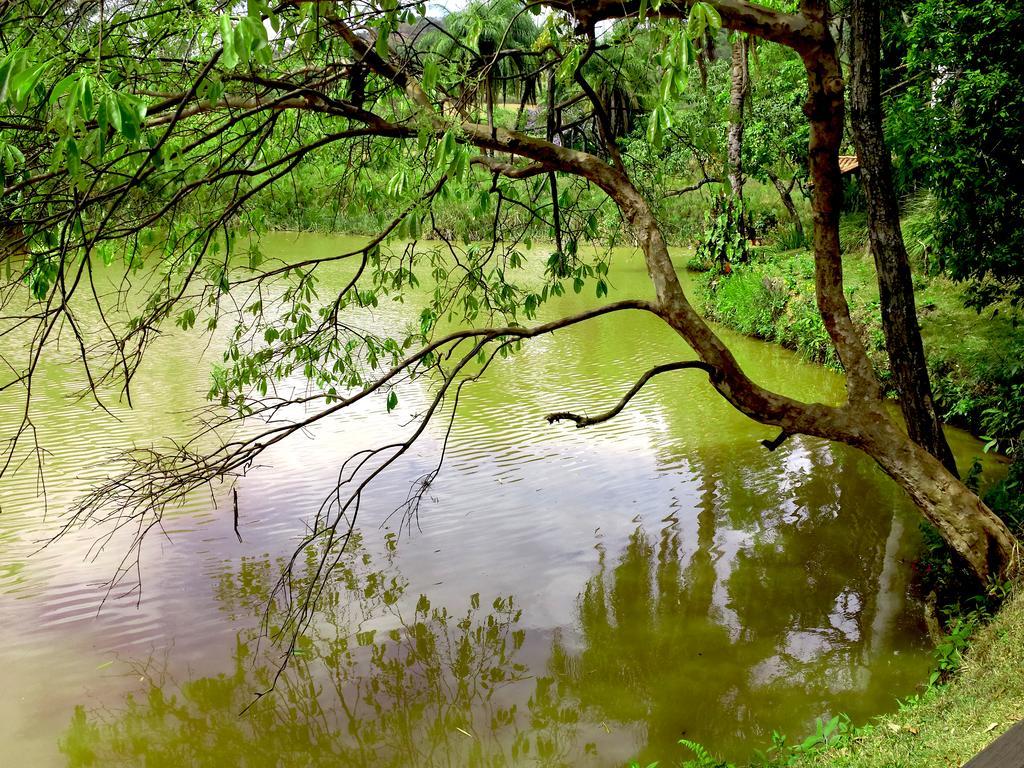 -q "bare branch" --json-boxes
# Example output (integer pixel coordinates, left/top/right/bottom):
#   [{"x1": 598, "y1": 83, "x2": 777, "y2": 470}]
[
  {"x1": 666, "y1": 177, "x2": 723, "y2": 197},
  {"x1": 760, "y1": 430, "x2": 790, "y2": 451},
  {"x1": 547, "y1": 360, "x2": 717, "y2": 428}
]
